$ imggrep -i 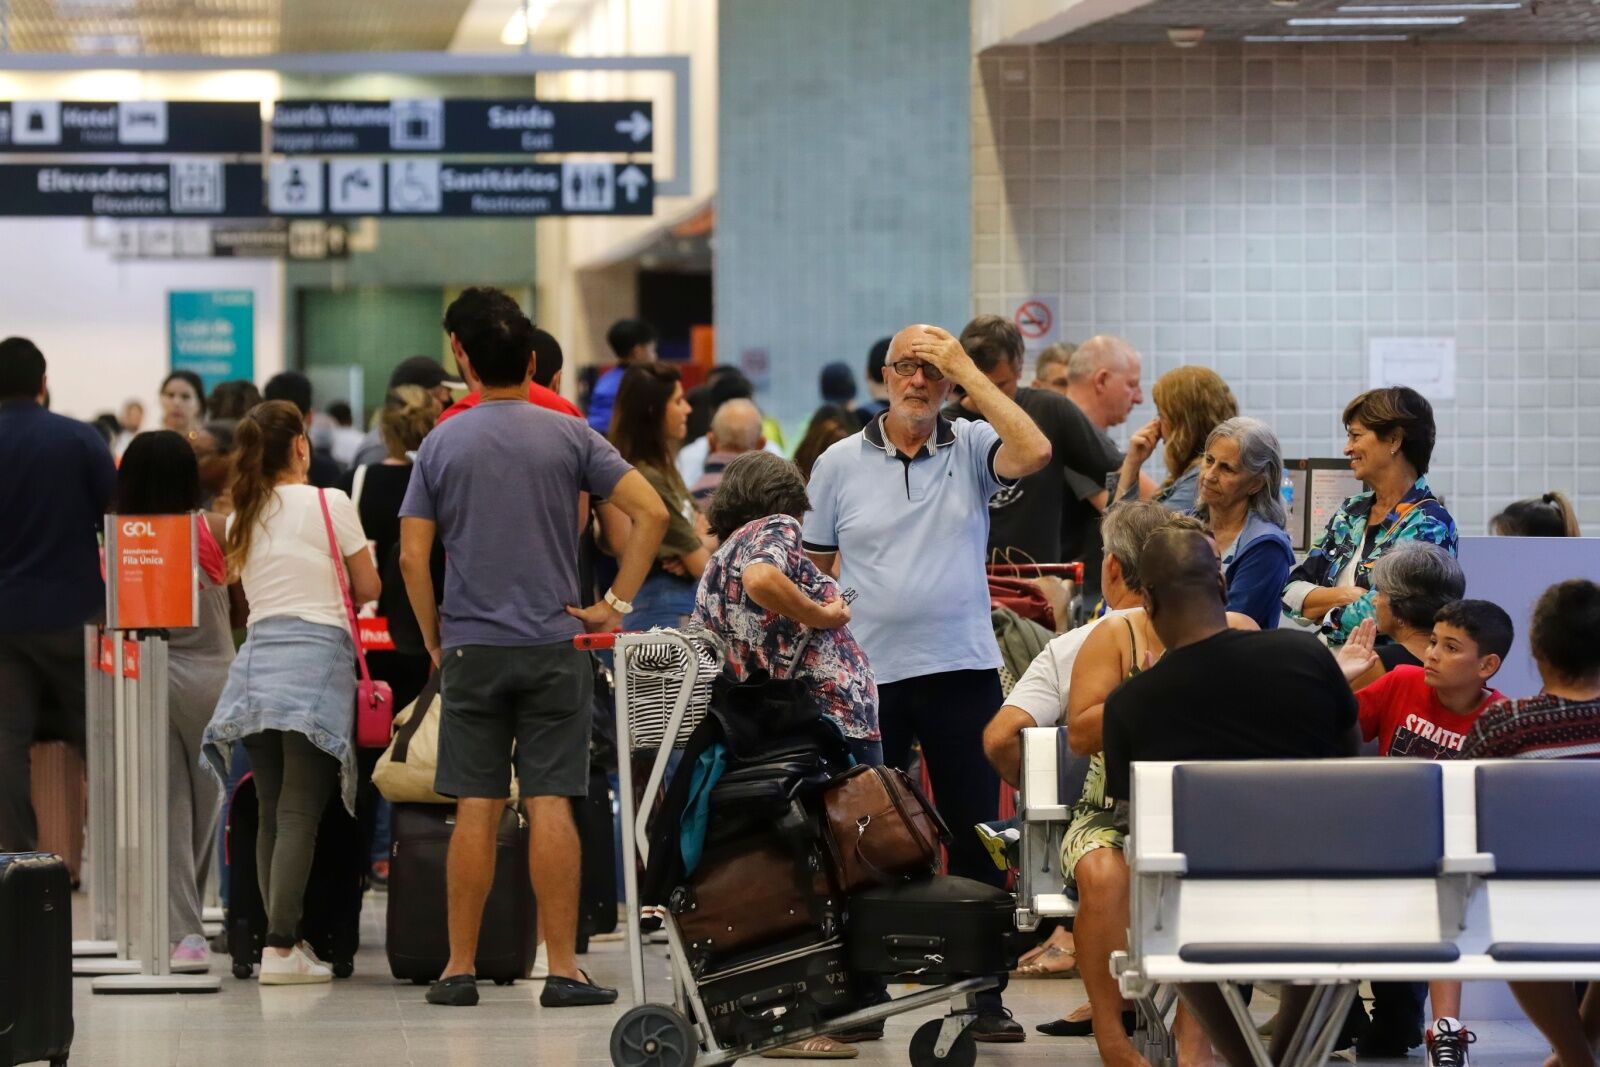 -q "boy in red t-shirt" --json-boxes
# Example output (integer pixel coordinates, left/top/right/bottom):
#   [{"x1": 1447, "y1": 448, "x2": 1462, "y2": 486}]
[{"x1": 1339, "y1": 598, "x2": 1515, "y2": 1067}]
